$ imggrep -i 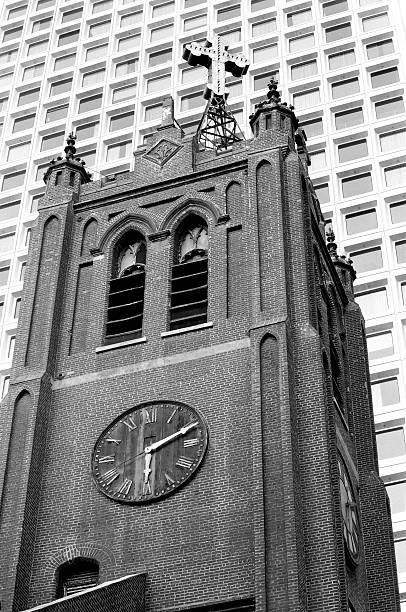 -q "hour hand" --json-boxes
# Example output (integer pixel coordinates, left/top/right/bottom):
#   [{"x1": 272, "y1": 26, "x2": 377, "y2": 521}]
[{"x1": 143, "y1": 452, "x2": 152, "y2": 483}]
